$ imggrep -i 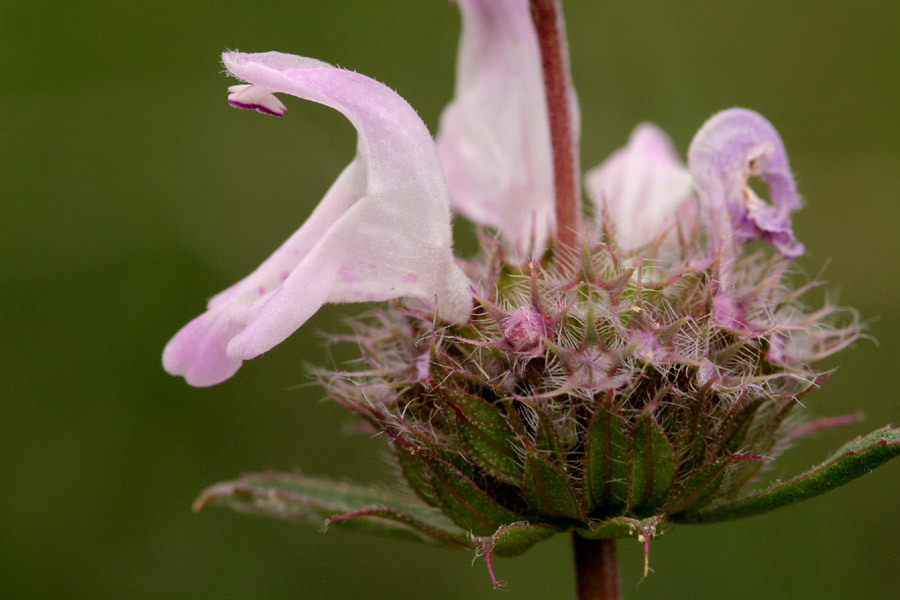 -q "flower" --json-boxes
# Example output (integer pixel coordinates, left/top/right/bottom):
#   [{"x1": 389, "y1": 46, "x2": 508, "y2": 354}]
[
  {"x1": 689, "y1": 107, "x2": 804, "y2": 259},
  {"x1": 585, "y1": 123, "x2": 695, "y2": 251},
  {"x1": 175, "y1": 0, "x2": 899, "y2": 592},
  {"x1": 163, "y1": 52, "x2": 472, "y2": 386},
  {"x1": 164, "y1": 0, "x2": 573, "y2": 386},
  {"x1": 436, "y1": 0, "x2": 571, "y2": 261}
]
